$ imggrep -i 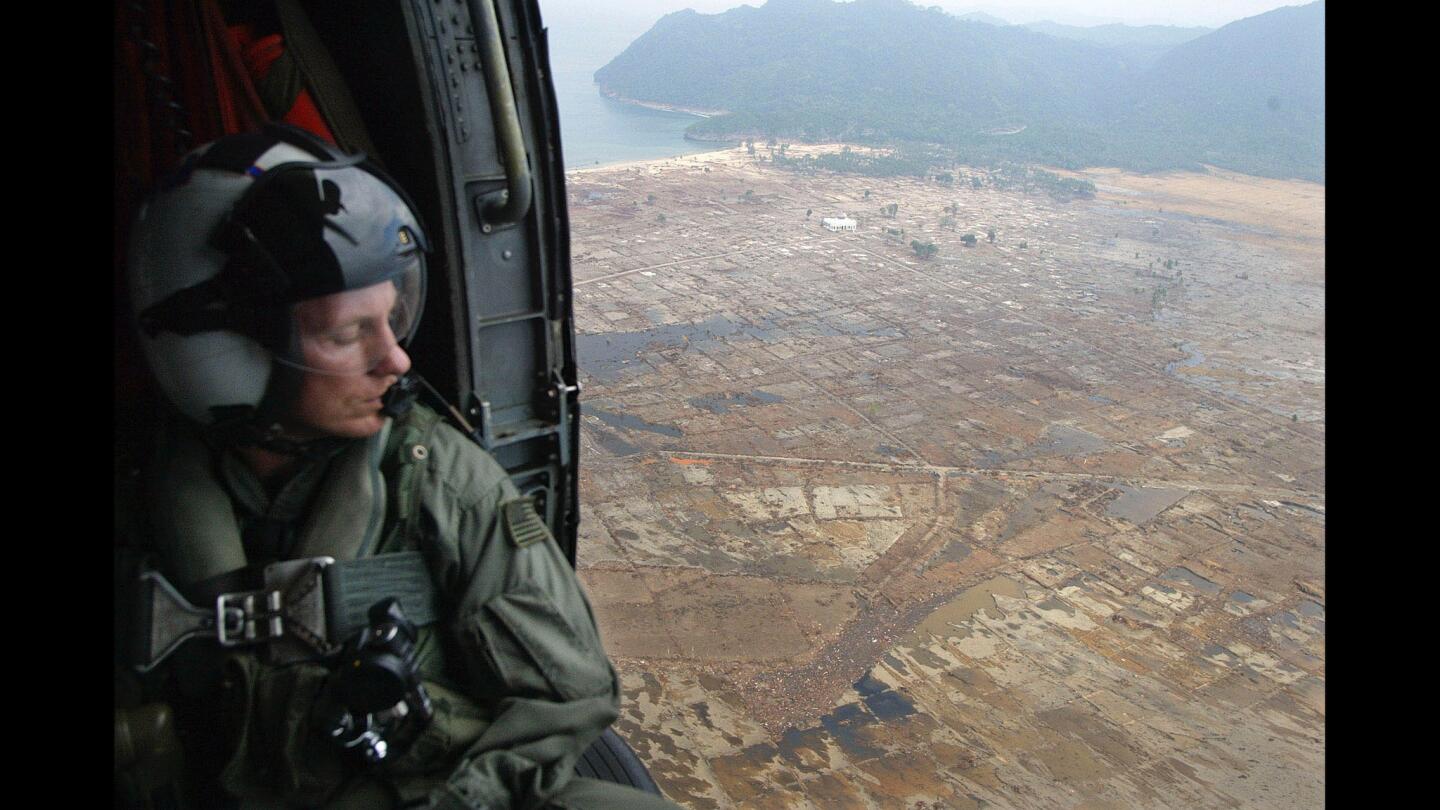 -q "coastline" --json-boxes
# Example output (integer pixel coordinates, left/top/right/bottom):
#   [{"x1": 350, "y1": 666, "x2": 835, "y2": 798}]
[
  {"x1": 566, "y1": 142, "x2": 905, "y2": 177},
  {"x1": 567, "y1": 143, "x2": 748, "y2": 176},
  {"x1": 566, "y1": 142, "x2": 904, "y2": 177},
  {"x1": 565, "y1": 142, "x2": 1325, "y2": 240},
  {"x1": 595, "y1": 85, "x2": 730, "y2": 119}
]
